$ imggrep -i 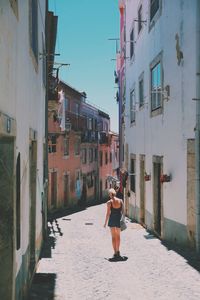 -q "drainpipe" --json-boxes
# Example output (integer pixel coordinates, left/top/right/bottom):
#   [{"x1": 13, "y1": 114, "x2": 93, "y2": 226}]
[
  {"x1": 195, "y1": 0, "x2": 200, "y2": 253},
  {"x1": 43, "y1": 0, "x2": 49, "y2": 239}
]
